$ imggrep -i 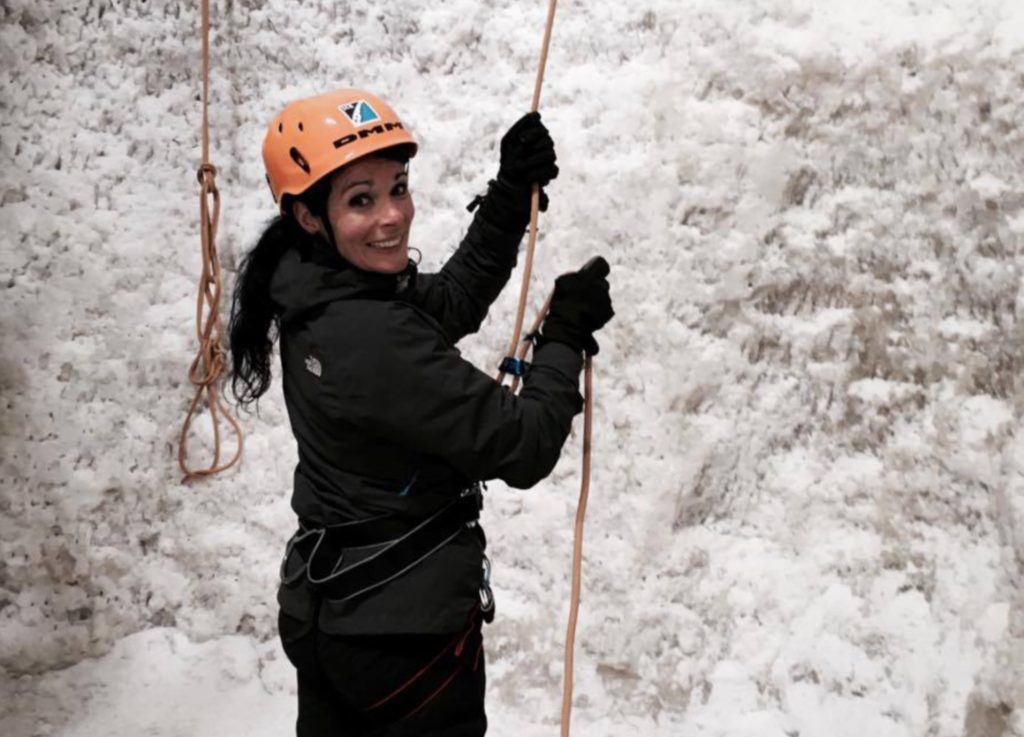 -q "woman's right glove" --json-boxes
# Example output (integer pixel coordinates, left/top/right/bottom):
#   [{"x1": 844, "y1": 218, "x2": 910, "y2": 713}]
[
  {"x1": 540, "y1": 257, "x2": 614, "y2": 356},
  {"x1": 468, "y1": 112, "x2": 559, "y2": 232},
  {"x1": 498, "y1": 111, "x2": 559, "y2": 190}
]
